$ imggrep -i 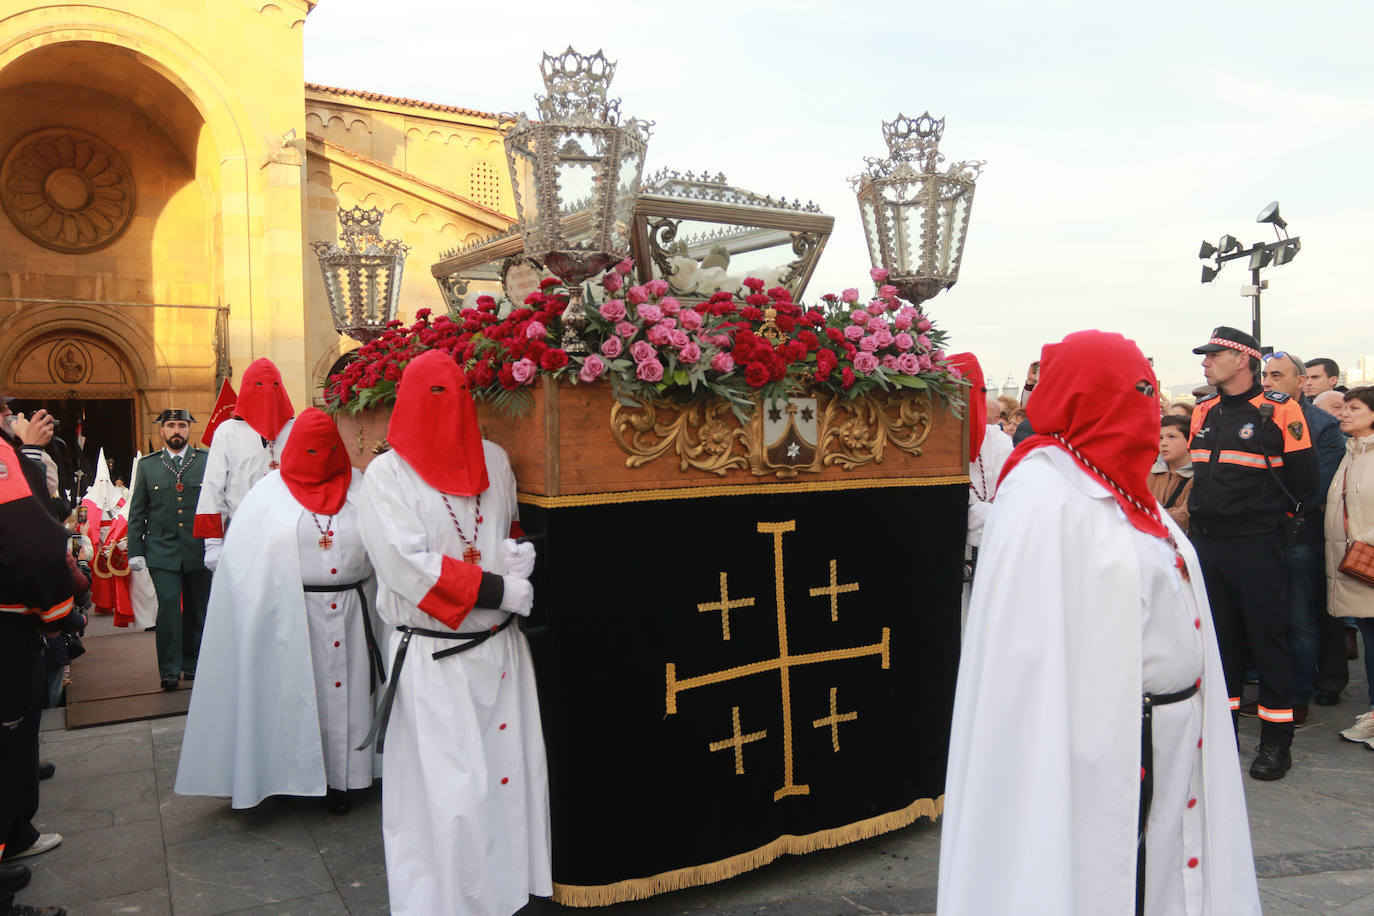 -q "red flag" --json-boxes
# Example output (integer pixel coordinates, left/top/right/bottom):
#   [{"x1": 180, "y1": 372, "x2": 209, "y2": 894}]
[{"x1": 202, "y1": 378, "x2": 237, "y2": 446}]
